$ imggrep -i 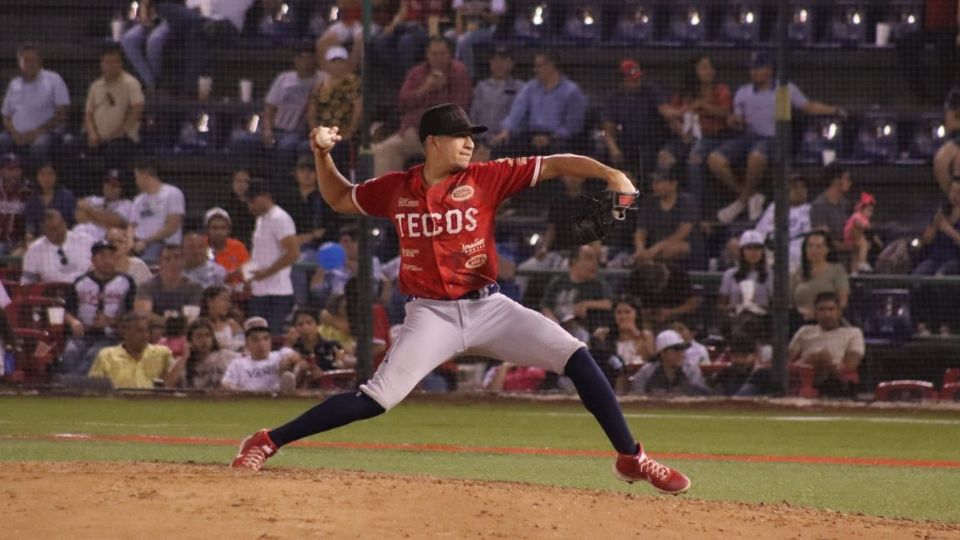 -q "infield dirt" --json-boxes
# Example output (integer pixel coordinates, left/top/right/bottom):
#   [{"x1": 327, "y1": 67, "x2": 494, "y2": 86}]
[{"x1": 1, "y1": 462, "x2": 958, "y2": 539}]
